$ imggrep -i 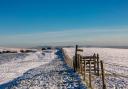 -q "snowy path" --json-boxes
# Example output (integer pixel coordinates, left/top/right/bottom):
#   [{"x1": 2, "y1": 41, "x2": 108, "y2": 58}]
[{"x1": 0, "y1": 49, "x2": 87, "y2": 89}]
